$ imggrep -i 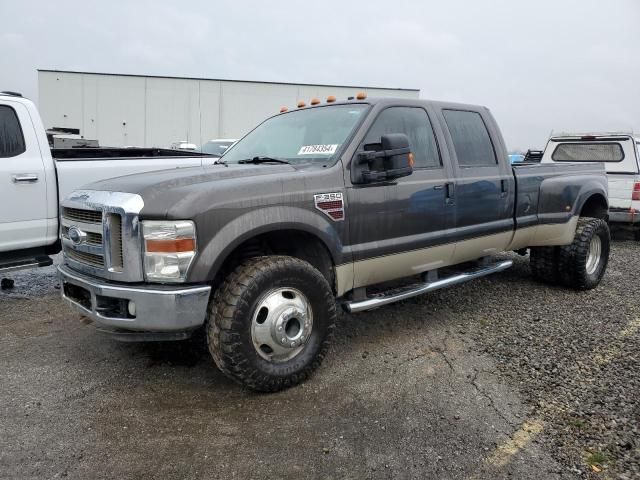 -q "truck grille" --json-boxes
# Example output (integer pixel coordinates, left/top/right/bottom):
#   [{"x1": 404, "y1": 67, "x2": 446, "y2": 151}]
[
  {"x1": 107, "y1": 213, "x2": 124, "y2": 271},
  {"x1": 60, "y1": 190, "x2": 144, "y2": 282},
  {"x1": 61, "y1": 226, "x2": 102, "y2": 246},
  {"x1": 61, "y1": 207, "x2": 123, "y2": 274},
  {"x1": 62, "y1": 207, "x2": 102, "y2": 224},
  {"x1": 66, "y1": 249, "x2": 105, "y2": 268}
]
